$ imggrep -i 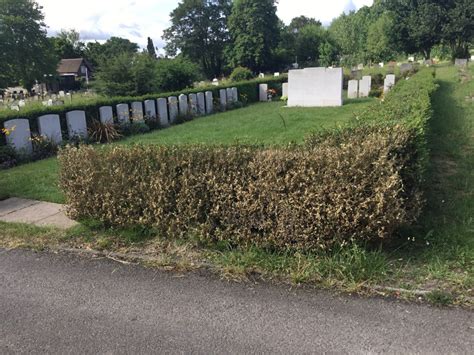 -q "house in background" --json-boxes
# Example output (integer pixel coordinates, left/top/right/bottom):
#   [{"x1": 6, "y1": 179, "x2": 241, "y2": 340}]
[{"x1": 57, "y1": 58, "x2": 93, "y2": 91}]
